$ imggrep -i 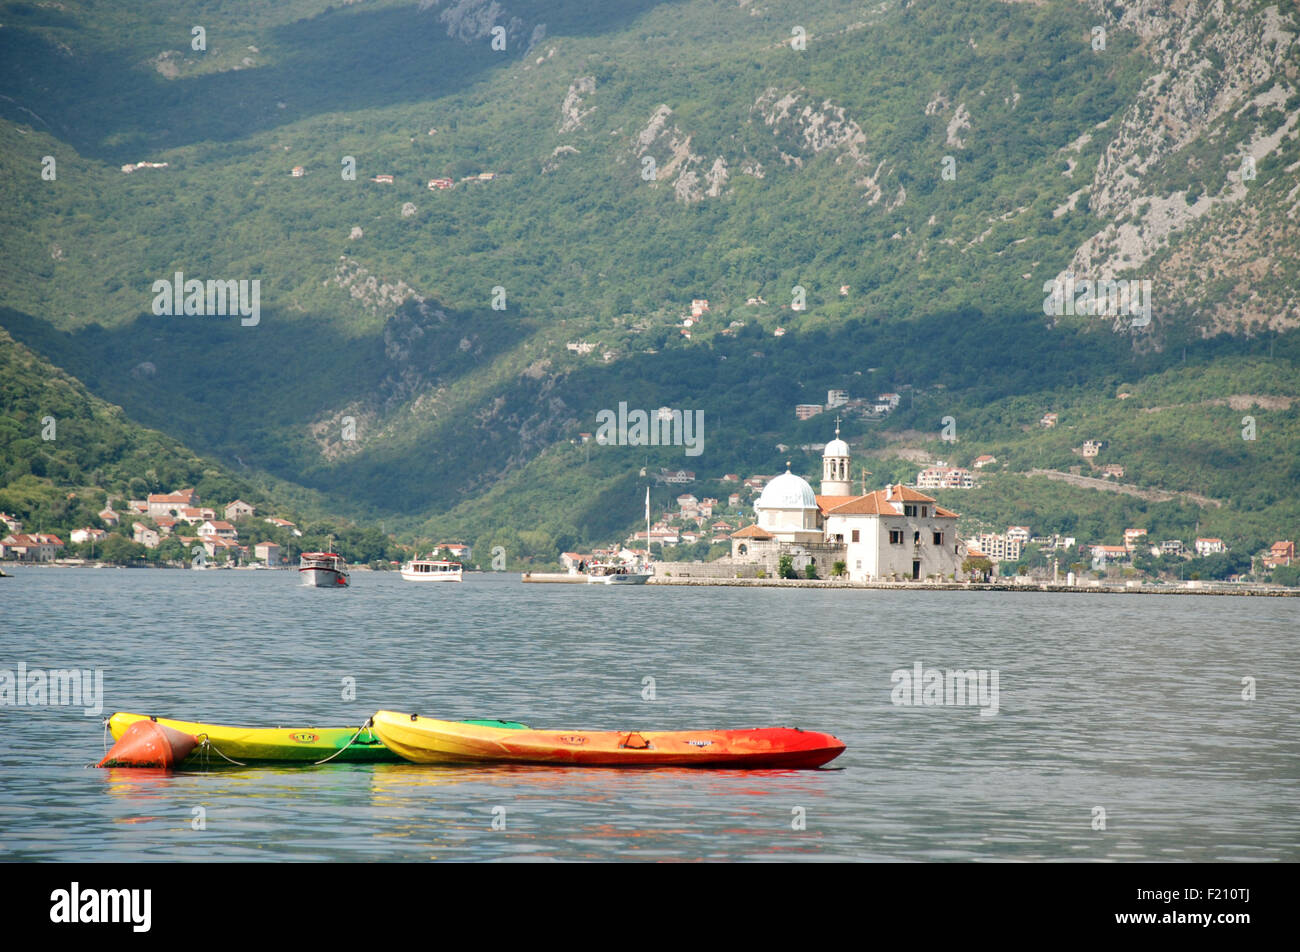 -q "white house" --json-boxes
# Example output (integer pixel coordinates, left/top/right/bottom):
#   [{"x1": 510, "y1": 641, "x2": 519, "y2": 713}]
[
  {"x1": 659, "y1": 469, "x2": 695, "y2": 484},
  {"x1": 202, "y1": 536, "x2": 243, "y2": 560},
  {"x1": 437, "y1": 543, "x2": 472, "y2": 560},
  {"x1": 1195, "y1": 538, "x2": 1227, "y2": 556},
  {"x1": 198, "y1": 520, "x2": 238, "y2": 540},
  {"x1": 147, "y1": 489, "x2": 198, "y2": 519},
  {"x1": 176, "y1": 506, "x2": 214, "y2": 525},
  {"x1": 1091, "y1": 544, "x2": 1130, "y2": 569}
]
